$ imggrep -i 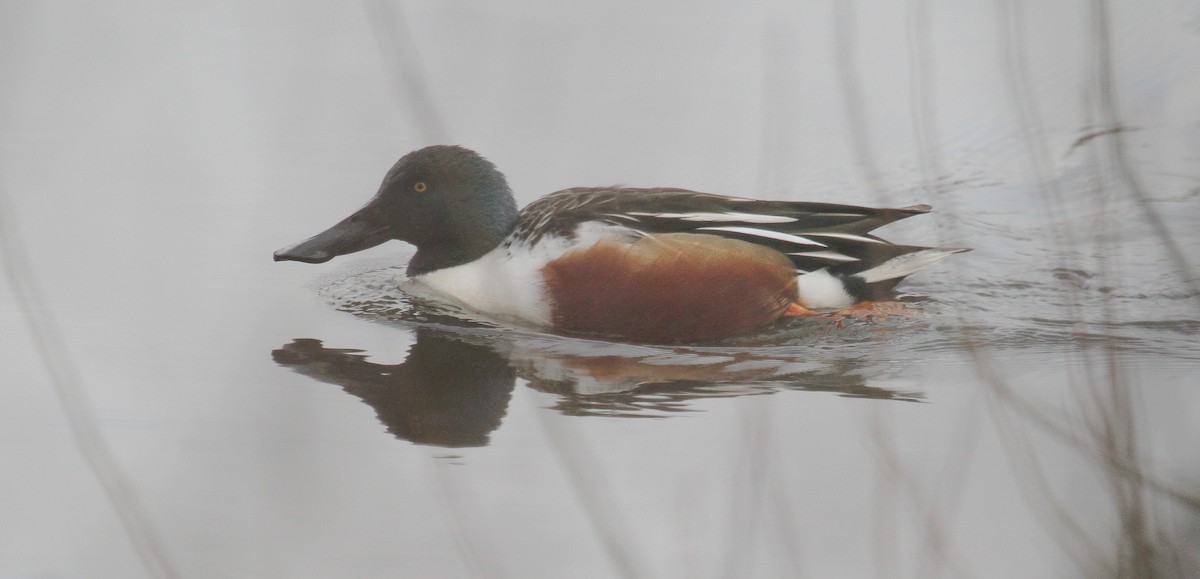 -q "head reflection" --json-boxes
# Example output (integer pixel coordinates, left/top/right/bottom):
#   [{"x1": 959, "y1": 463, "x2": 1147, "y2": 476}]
[
  {"x1": 273, "y1": 327, "x2": 922, "y2": 448},
  {"x1": 273, "y1": 329, "x2": 515, "y2": 447}
]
